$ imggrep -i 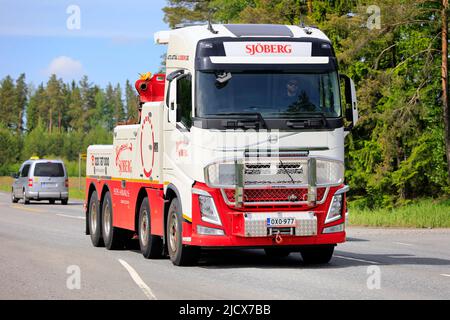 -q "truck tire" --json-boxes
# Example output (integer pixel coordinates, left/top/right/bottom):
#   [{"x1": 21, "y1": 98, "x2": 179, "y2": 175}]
[
  {"x1": 88, "y1": 190, "x2": 104, "y2": 247},
  {"x1": 264, "y1": 248, "x2": 291, "y2": 258},
  {"x1": 61, "y1": 199, "x2": 68, "y2": 205},
  {"x1": 49, "y1": 200, "x2": 55, "y2": 204},
  {"x1": 167, "y1": 198, "x2": 199, "y2": 266},
  {"x1": 300, "y1": 245, "x2": 335, "y2": 264},
  {"x1": 102, "y1": 191, "x2": 129, "y2": 250},
  {"x1": 11, "y1": 190, "x2": 18, "y2": 203},
  {"x1": 138, "y1": 197, "x2": 163, "y2": 259}
]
